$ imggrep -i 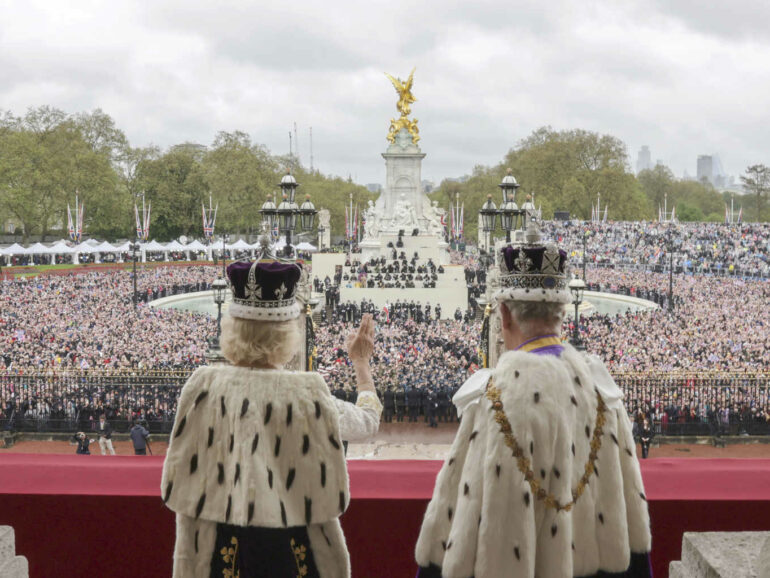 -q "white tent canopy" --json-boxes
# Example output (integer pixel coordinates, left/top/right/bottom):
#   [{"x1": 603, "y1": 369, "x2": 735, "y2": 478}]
[
  {"x1": 1, "y1": 243, "x2": 28, "y2": 256},
  {"x1": 227, "y1": 239, "x2": 252, "y2": 251},
  {"x1": 45, "y1": 240, "x2": 75, "y2": 254},
  {"x1": 26, "y1": 242, "x2": 50, "y2": 254},
  {"x1": 295, "y1": 242, "x2": 317, "y2": 252},
  {"x1": 73, "y1": 242, "x2": 98, "y2": 254},
  {"x1": 272, "y1": 238, "x2": 293, "y2": 250},
  {"x1": 185, "y1": 240, "x2": 208, "y2": 251},
  {"x1": 163, "y1": 240, "x2": 186, "y2": 252},
  {"x1": 142, "y1": 240, "x2": 166, "y2": 252},
  {"x1": 93, "y1": 241, "x2": 117, "y2": 253}
]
